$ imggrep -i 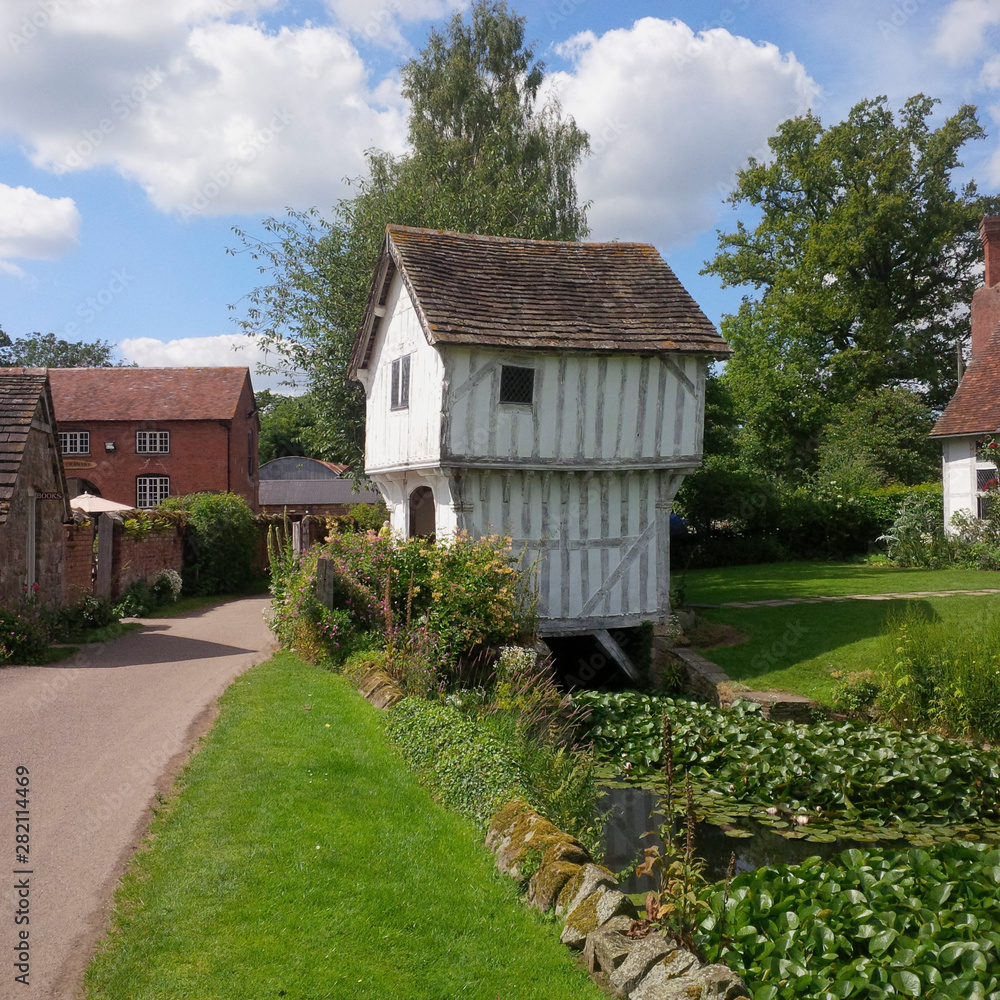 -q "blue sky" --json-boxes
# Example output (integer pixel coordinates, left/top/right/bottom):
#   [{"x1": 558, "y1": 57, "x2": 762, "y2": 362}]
[{"x1": 2, "y1": 0, "x2": 1000, "y2": 390}]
